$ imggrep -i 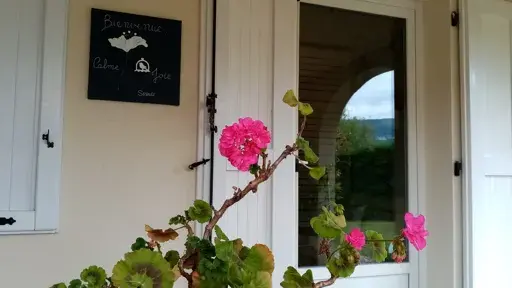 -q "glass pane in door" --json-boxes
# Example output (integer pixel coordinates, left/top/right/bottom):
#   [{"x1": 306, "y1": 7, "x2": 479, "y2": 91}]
[{"x1": 297, "y1": 3, "x2": 408, "y2": 267}]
